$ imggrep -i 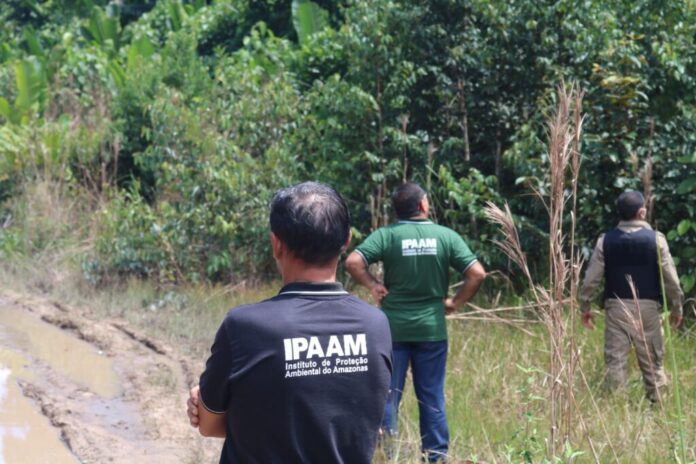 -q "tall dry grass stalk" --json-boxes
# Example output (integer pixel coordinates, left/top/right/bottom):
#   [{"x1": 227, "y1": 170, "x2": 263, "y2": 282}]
[
  {"x1": 615, "y1": 278, "x2": 690, "y2": 462},
  {"x1": 639, "y1": 137, "x2": 686, "y2": 460},
  {"x1": 565, "y1": 87, "x2": 585, "y2": 442},
  {"x1": 657, "y1": 237, "x2": 688, "y2": 463},
  {"x1": 484, "y1": 82, "x2": 586, "y2": 456},
  {"x1": 545, "y1": 82, "x2": 575, "y2": 450}
]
